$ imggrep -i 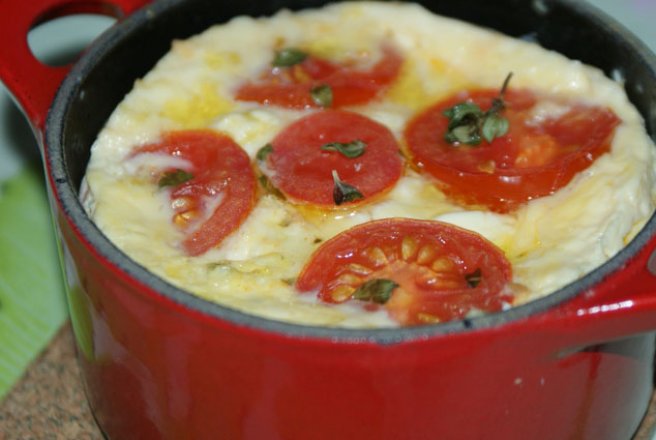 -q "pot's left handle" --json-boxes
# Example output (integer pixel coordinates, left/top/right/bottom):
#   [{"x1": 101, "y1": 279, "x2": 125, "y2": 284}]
[{"x1": 0, "y1": 0, "x2": 152, "y2": 137}]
